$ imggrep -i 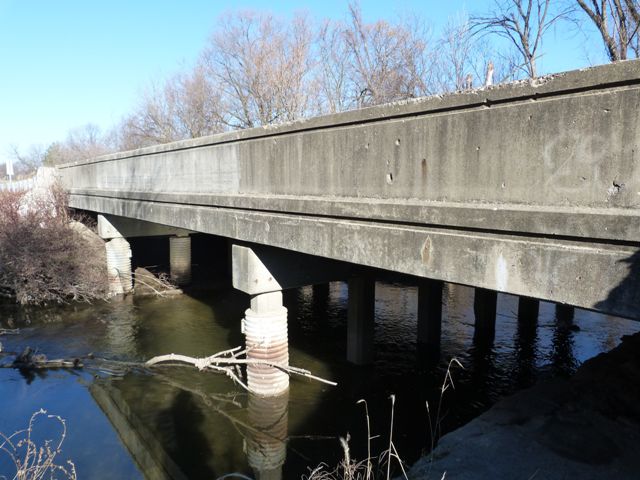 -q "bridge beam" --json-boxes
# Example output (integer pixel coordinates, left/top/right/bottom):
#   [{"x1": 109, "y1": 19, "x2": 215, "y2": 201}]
[{"x1": 97, "y1": 214, "x2": 194, "y2": 239}]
